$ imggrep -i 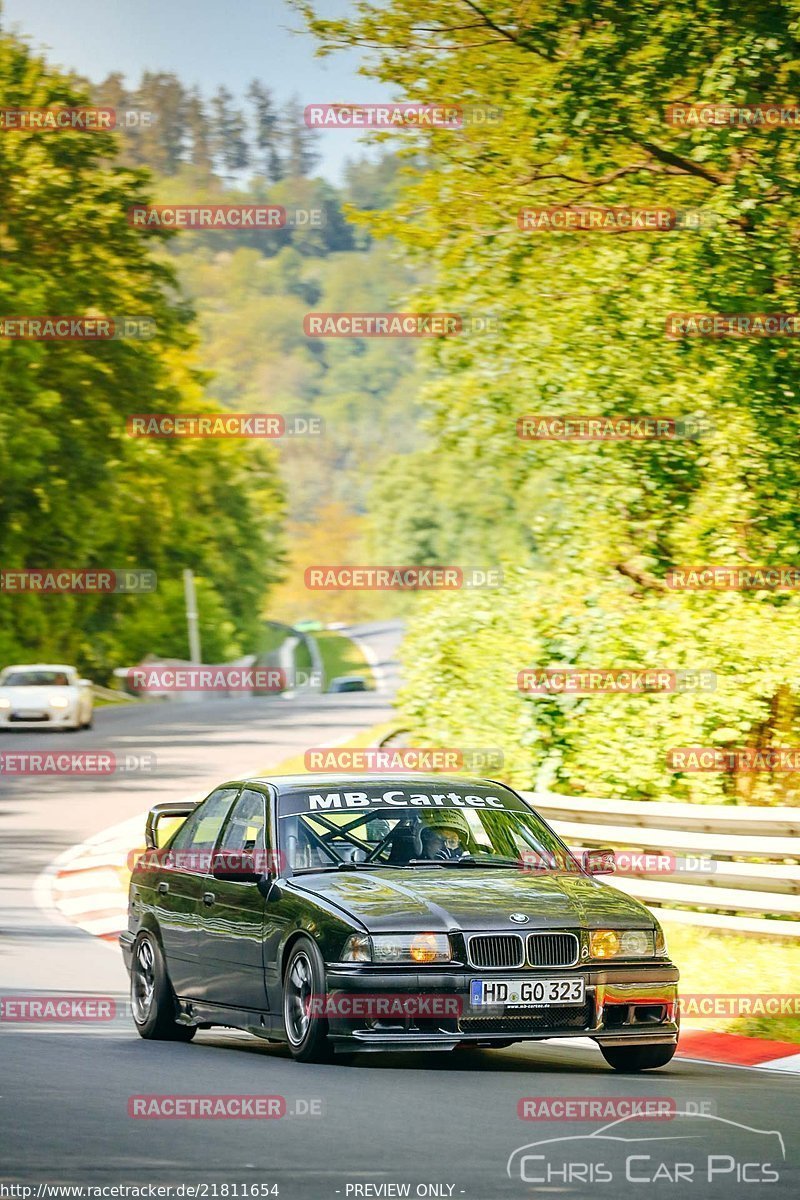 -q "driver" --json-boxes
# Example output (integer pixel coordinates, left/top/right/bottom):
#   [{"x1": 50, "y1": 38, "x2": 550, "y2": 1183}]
[{"x1": 419, "y1": 809, "x2": 470, "y2": 860}]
